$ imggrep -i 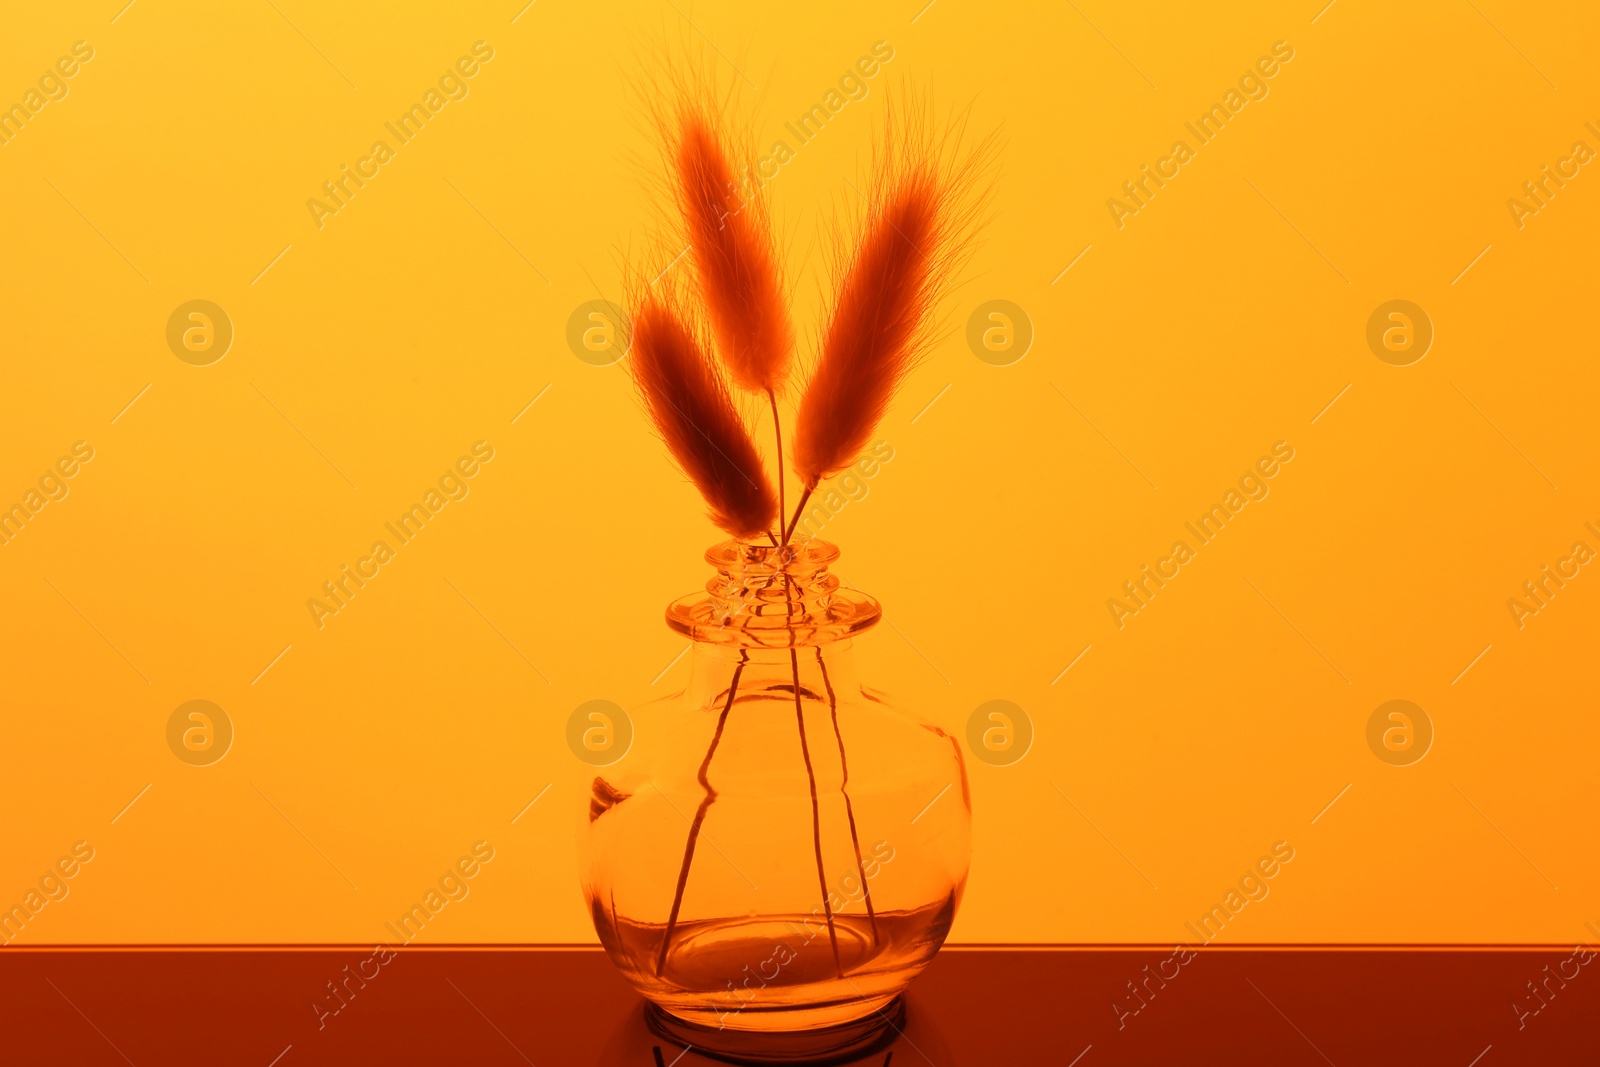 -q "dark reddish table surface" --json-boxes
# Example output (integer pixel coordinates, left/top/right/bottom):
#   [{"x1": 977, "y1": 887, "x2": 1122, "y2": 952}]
[{"x1": 1, "y1": 945, "x2": 1592, "y2": 1065}]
